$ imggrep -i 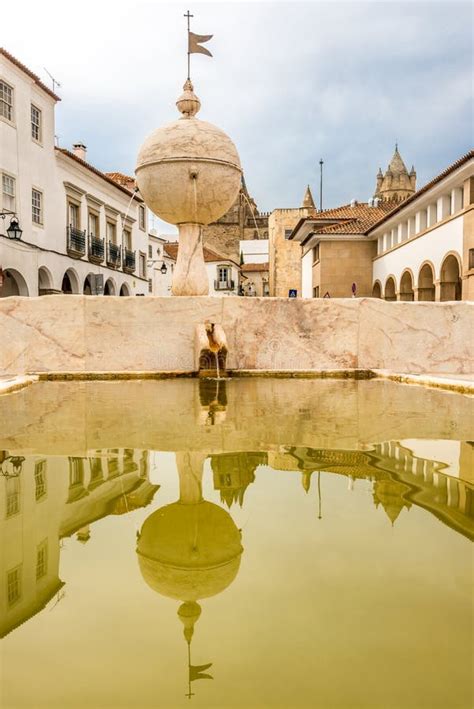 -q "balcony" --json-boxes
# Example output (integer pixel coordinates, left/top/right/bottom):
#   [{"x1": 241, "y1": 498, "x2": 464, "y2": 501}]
[
  {"x1": 106, "y1": 241, "x2": 121, "y2": 268},
  {"x1": 214, "y1": 279, "x2": 235, "y2": 291},
  {"x1": 66, "y1": 226, "x2": 86, "y2": 258},
  {"x1": 88, "y1": 235, "x2": 104, "y2": 264},
  {"x1": 123, "y1": 248, "x2": 136, "y2": 274}
]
